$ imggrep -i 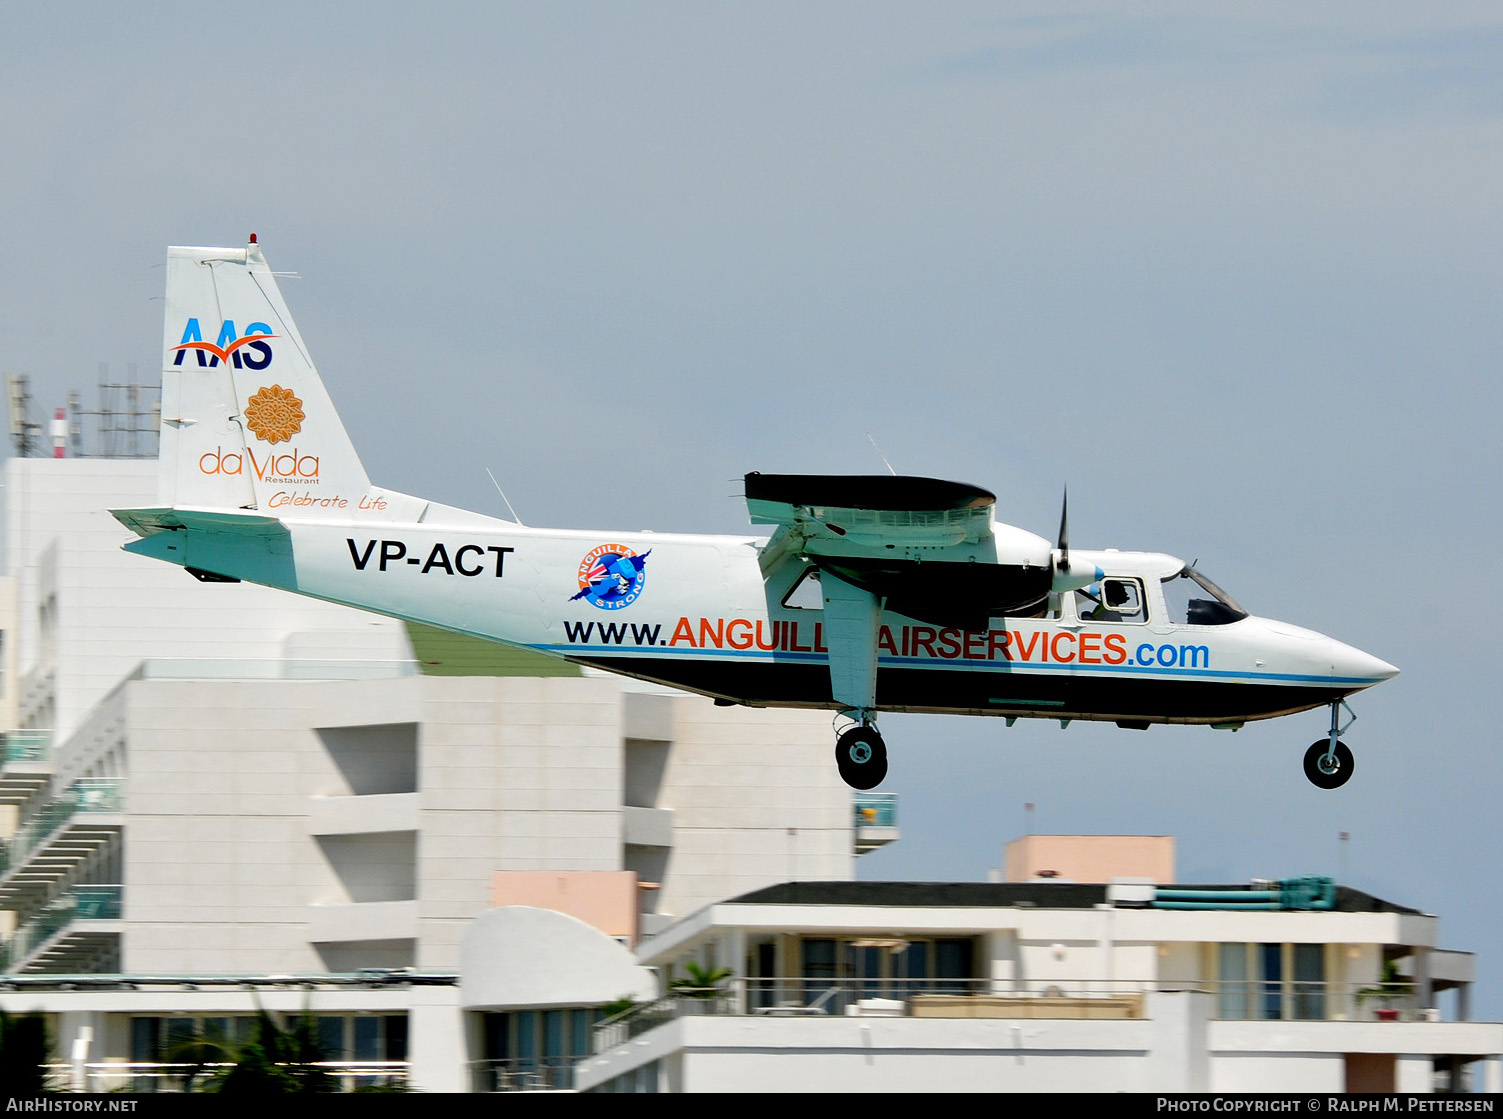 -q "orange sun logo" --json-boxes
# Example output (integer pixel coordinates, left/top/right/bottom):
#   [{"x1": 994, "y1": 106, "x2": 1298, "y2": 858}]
[{"x1": 244, "y1": 385, "x2": 306, "y2": 444}]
